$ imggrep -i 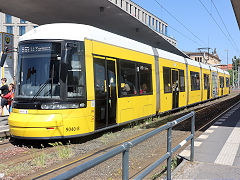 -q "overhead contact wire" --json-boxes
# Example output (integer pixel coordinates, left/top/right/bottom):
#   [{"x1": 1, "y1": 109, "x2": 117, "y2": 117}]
[
  {"x1": 198, "y1": 0, "x2": 239, "y2": 53},
  {"x1": 153, "y1": 0, "x2": 206, "y2": 46},
  {"x1": 210, "y1": 0, "x2": 240, "y2": 53}
]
